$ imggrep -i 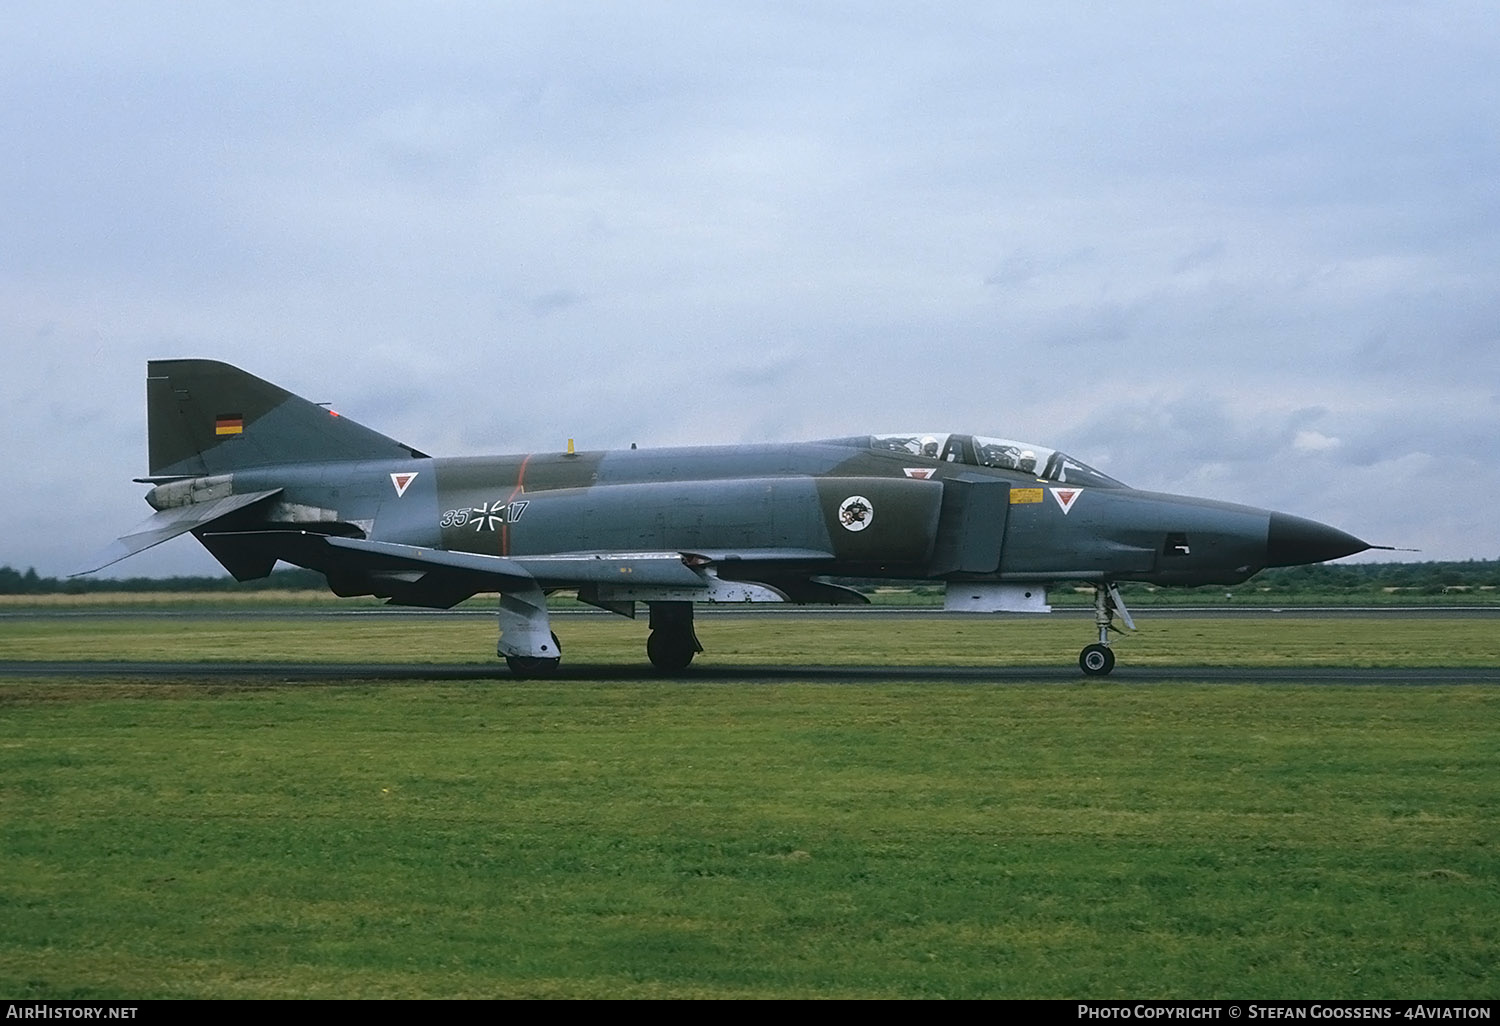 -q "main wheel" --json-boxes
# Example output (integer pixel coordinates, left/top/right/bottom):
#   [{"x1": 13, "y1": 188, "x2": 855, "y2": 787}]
[
  {"x1": 505, "y1": 654, "x2": 560, "y2": 678},
  {"x1": 1079, "y1": 643, "x2": 1116, "y2": 676},
  {"x1": 646, "y1": 630, "x2": 696, "y2": 674}
]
